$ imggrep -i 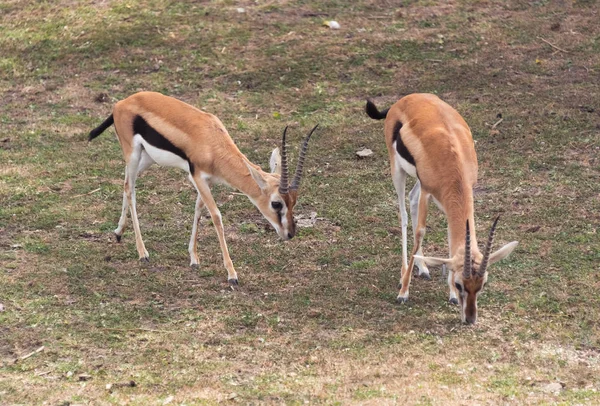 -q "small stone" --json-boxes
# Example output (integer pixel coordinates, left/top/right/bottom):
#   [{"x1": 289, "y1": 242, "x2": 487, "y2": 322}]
[
  {"x1": 356, "y1": 148, "x2": 373, "y2": 158},
  {"x1": 542, "y1": 382, "x2": 564, "y2": 394},
  {"x1": 324, "y1": 20, "x2": 341, "y2": 29}
]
